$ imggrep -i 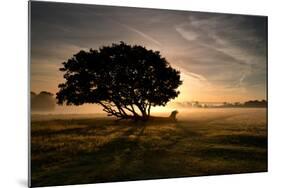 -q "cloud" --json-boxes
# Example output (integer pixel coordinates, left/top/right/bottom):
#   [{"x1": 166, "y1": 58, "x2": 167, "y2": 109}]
[
  {"x1": 185, "y1": 71, "x2": 207, "y2": 82},
  {"x1": 120, "y1": 23, "x2": 161, "y2": 46},
  {"x1": 30, "y1": 2, "x2": 267, "y2": 103},
  {"x1": 173, "y1": 14, "x2": 266, "y2": 92},
  {"x1": 175, "y1": 23, "x2": 198, "y2": 41}
]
